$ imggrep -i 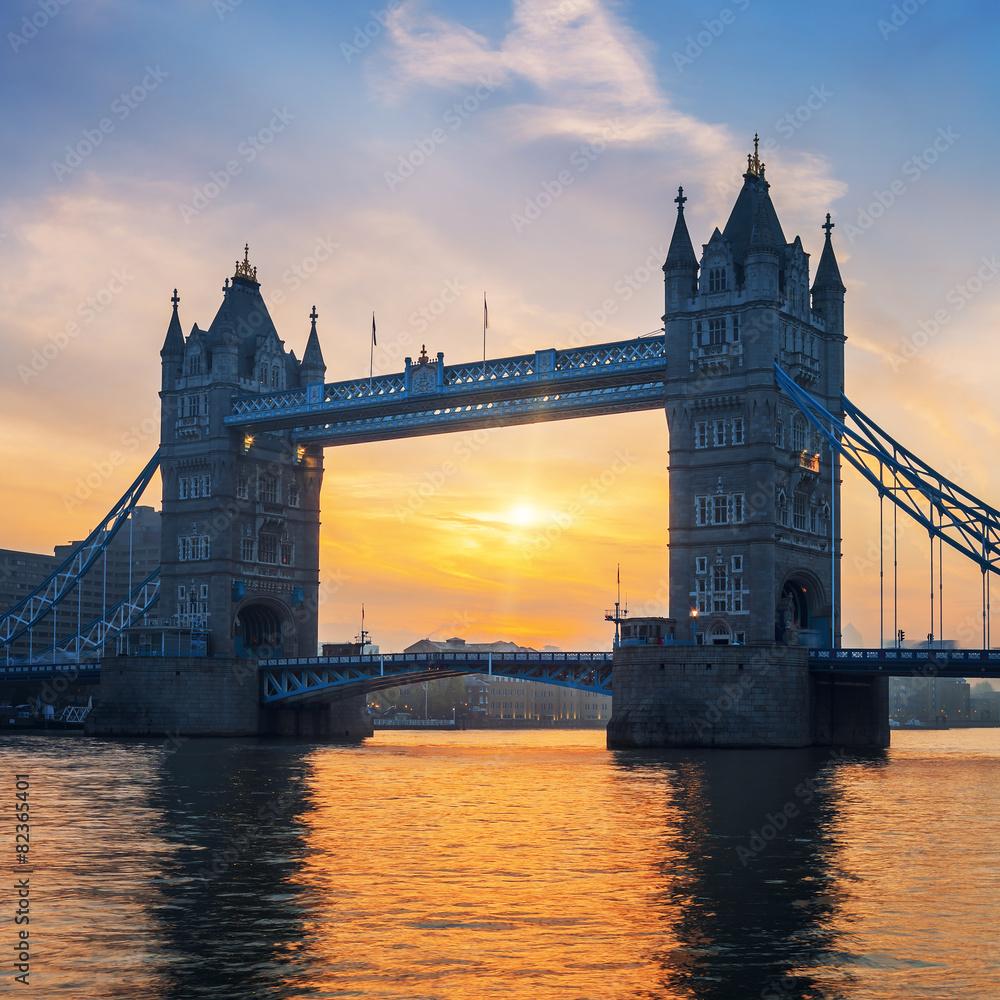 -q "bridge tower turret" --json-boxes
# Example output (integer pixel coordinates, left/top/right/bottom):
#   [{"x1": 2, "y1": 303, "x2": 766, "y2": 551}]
[
  {"x1": 811, "y1": 213, "x2": 847, "y2": 417},
  {"x1": 159, "y1": 289, "x2": 184, "y2": 391},
  {"x1": 662, "y1": 140, "x2": 844, "y2": 650},
  {"x1": 662, "y1": 185, "x2": 699, "y2": 316},
  {"x1": 157, "y1": 248, "x2": 325, "y2": 659}
]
